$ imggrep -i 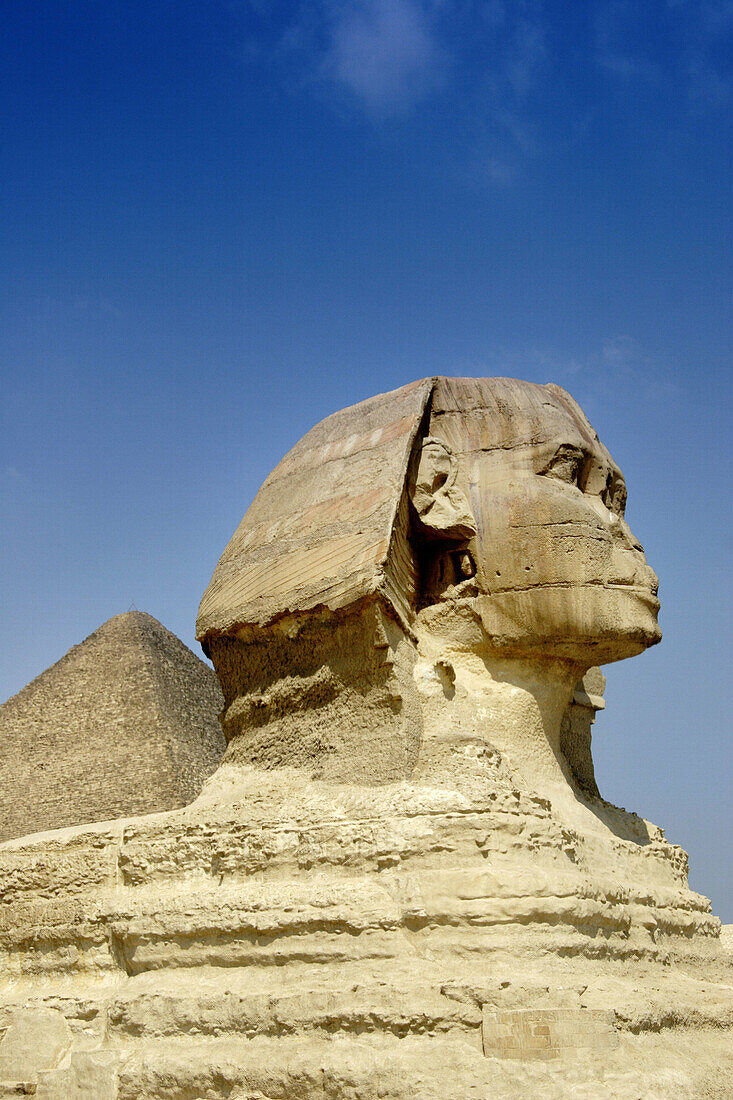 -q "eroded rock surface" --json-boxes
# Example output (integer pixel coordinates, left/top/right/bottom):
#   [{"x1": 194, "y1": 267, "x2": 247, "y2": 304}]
[{"x1": 1, "y1": 379, "x2": 730, "y2": 1099}]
